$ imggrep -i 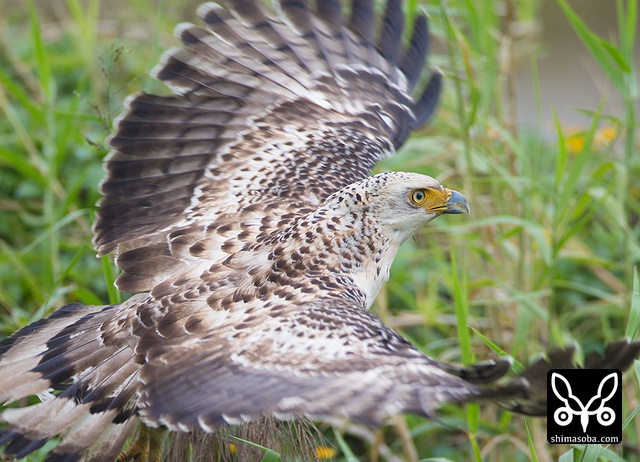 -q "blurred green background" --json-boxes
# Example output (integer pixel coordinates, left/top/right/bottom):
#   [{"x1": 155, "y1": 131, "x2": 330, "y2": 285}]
[{"x1": 0, "y1": 0, "x2": 639, "y2": 460}]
